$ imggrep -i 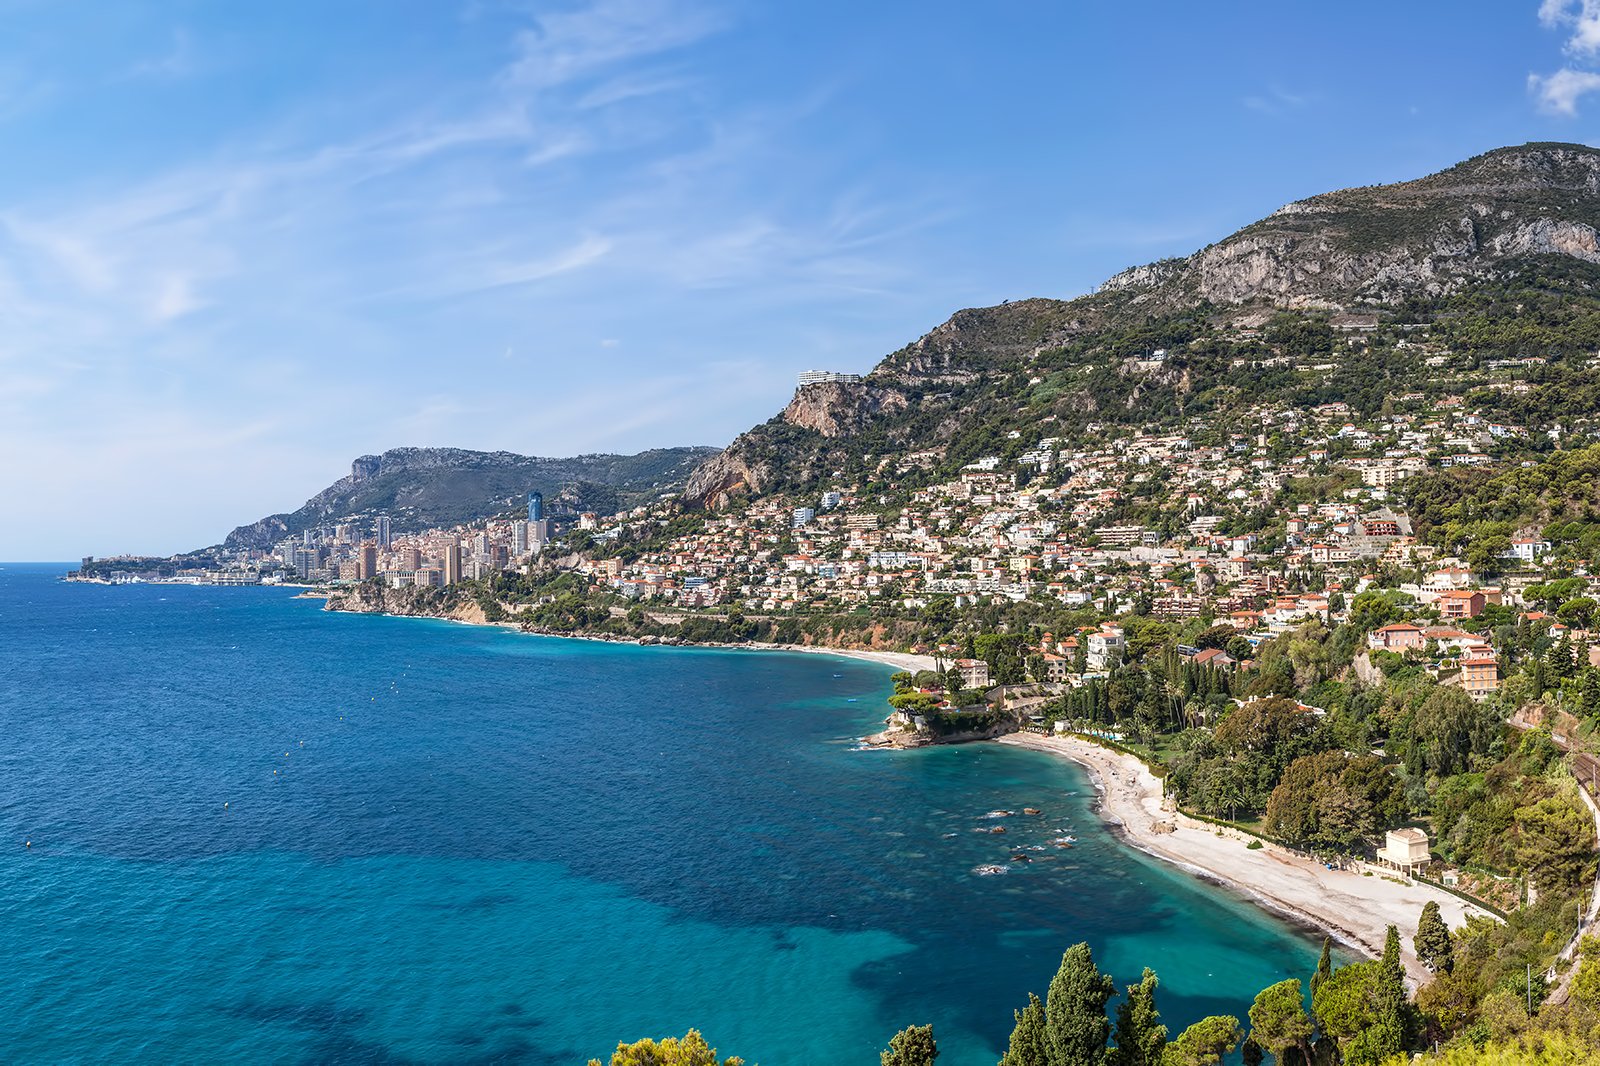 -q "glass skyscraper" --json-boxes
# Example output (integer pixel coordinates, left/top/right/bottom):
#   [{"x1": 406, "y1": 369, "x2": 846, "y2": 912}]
[{"x1": 528, "y1": 491, "x2": 543, "y2": 522}]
